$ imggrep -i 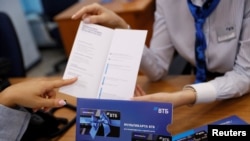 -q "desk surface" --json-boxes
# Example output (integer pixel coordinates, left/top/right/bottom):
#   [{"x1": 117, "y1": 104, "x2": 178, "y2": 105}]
[{"x1": 10, "y1": 75, "x2": 250, "y2": 140}]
